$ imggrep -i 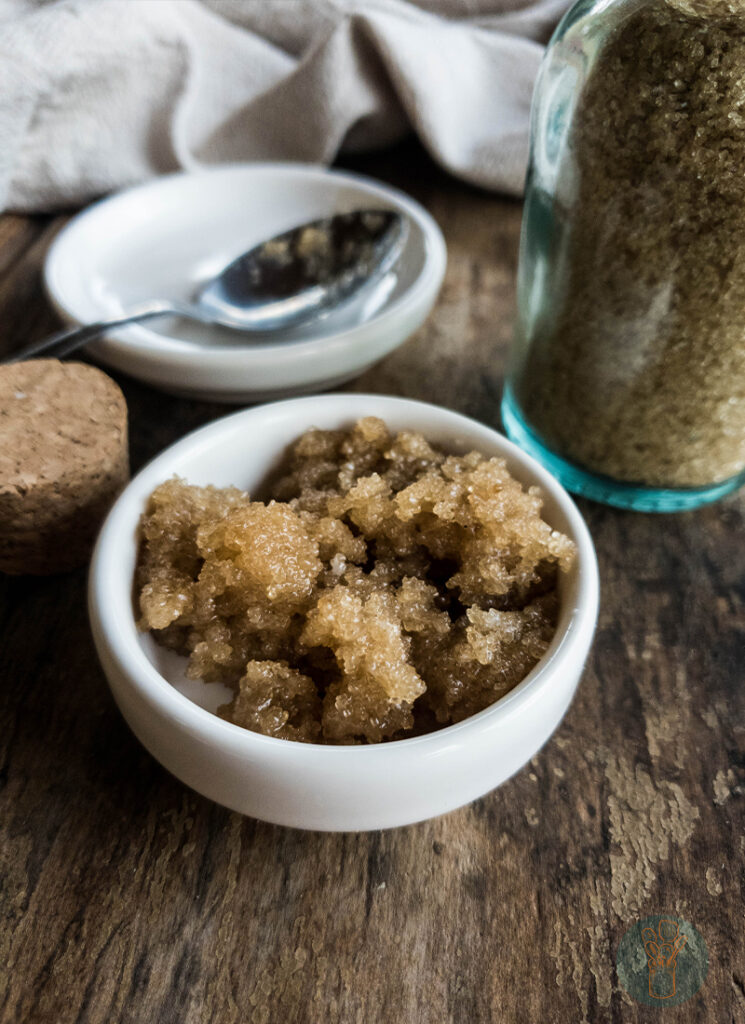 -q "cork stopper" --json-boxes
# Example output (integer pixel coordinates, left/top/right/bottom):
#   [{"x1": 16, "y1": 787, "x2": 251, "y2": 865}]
[{"x1": 0, "y1": 359, "x2": 129, "y2": 574}]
